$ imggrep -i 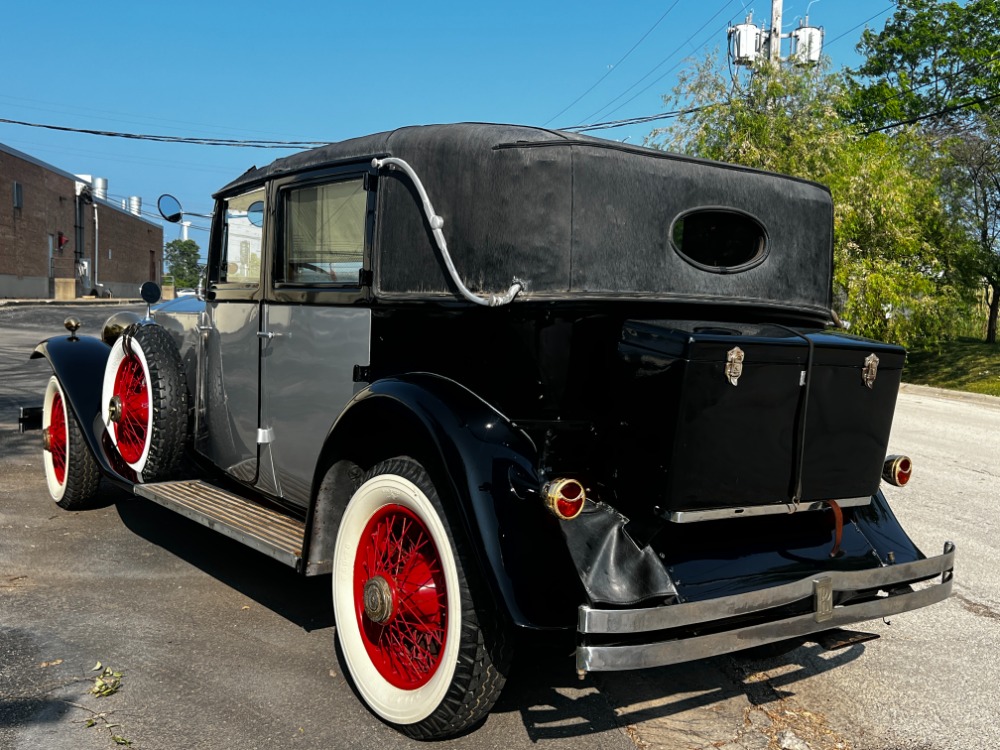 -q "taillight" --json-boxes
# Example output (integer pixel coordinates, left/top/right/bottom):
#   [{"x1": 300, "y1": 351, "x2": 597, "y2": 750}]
[
  {"x1": 543, "y1": 478, "x2": 586, "y2": 520},
  {"x1": 882, "y1": 455, "x2": 912, "y2": 487}
]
